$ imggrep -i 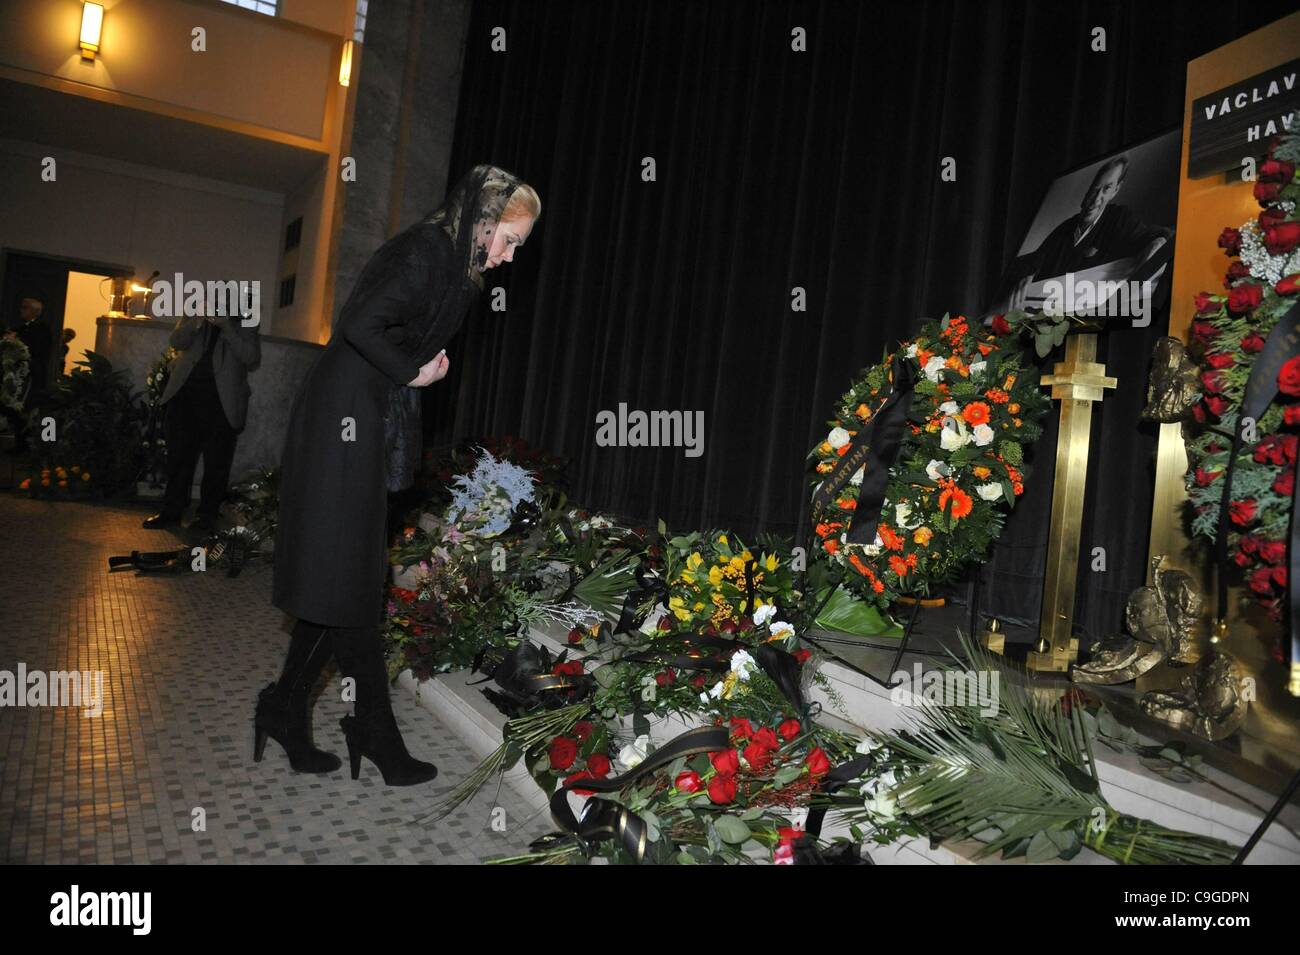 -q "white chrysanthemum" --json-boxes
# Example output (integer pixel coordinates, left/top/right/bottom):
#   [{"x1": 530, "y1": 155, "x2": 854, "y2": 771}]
[
  {"x1": 729, "y1": 649, "x2": 757, "y2": 680},
  {"x1": 923, "y1": 356, "x2": 947, "y2": 382},
  {"x1": 753, "y1": 604, "x2": 777, "y2": 626},
  {"x1": 968, "y1": 360, "x2": 987, "y2": 378}
]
